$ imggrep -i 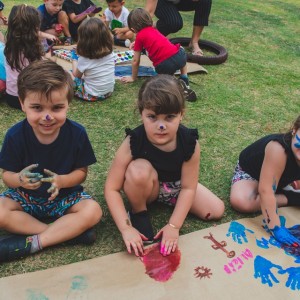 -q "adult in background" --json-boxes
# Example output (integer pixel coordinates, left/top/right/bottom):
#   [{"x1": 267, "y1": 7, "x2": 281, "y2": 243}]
[{"x1": 145, "y1": 0, "x2": 212, "y2": 56}]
